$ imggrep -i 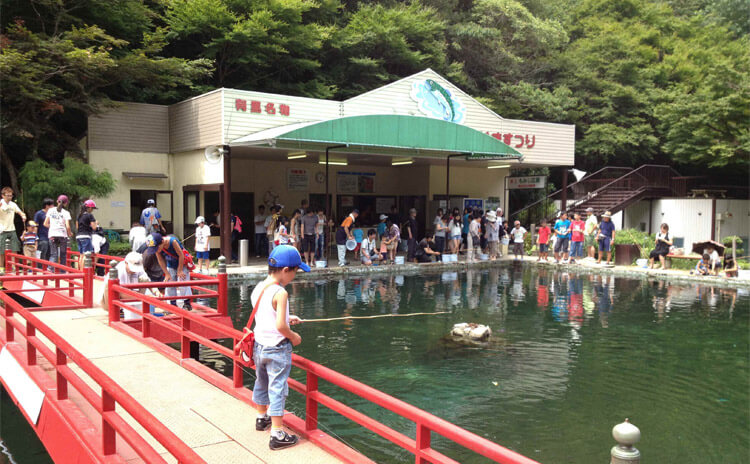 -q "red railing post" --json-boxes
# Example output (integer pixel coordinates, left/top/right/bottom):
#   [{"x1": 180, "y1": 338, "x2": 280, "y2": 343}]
[
  {"x1": 101, "y1": 390, "x2": 116, "y2": 455},
  {"x1": 4, "y1": 304, "x2": 14, "y2": 342},
  {"x1": 415, "y1": 424, "x2": 431, "y2": 464},
  {"x1": 305, "y1": 371, "x2": 319, "y2": 431},
  {"x1": 233, "y1": 358, "x2": 243, "y2": 389},
  {"x1": 56, "y1": 347, "x2": 68, "y2": 400},
  {"x1": 142, "y1": 301, "x2": 150, "y2": 338},
  {"x1": 180, "y1": 317, "x2": 191, "y2": 359},
  {"x1": 107, "y1": 261, "x2": 120, "y2": 323},
  {"x1": 217, "y1": 256, "x2": 228, "y2": 316},
  {"x1": 83, "y1": 252, "x2": 94, "y2": 307},
  {"x1": 26, "y1": 324, "x2": 36, "y2": 366}
]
